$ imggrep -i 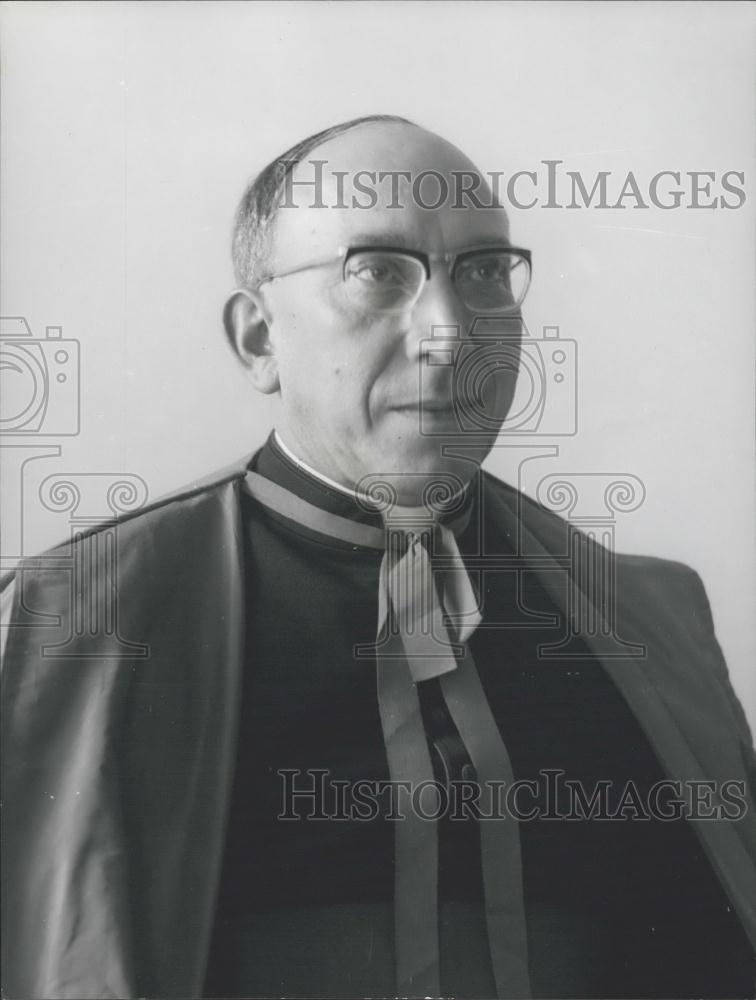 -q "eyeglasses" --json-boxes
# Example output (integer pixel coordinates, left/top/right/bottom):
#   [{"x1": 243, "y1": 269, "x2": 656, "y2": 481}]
[{"x1": 257, "y1": 244, "x2": 532, "y2": 315}]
